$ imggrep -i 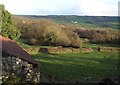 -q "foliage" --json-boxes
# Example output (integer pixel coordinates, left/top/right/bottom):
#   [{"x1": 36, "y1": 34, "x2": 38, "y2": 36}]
[
  {"x1": 28, "y1": 38, "x2": 39, "y2": 45},
  {"x1": 13, "y1": 15, "x2": 119, "y2": 47},
  {"x1": 43, "y1": 32, "x2": 57, "y2": 45},
  {"x1": 0, "y1": 4, "x2": 21, "y2": 40},
  {"x1": 15, "y1": 17, "x2": 82, "y2": 48},
  {"x1": 76, "y1": 29, "x2": 120, "y2": 44}
]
